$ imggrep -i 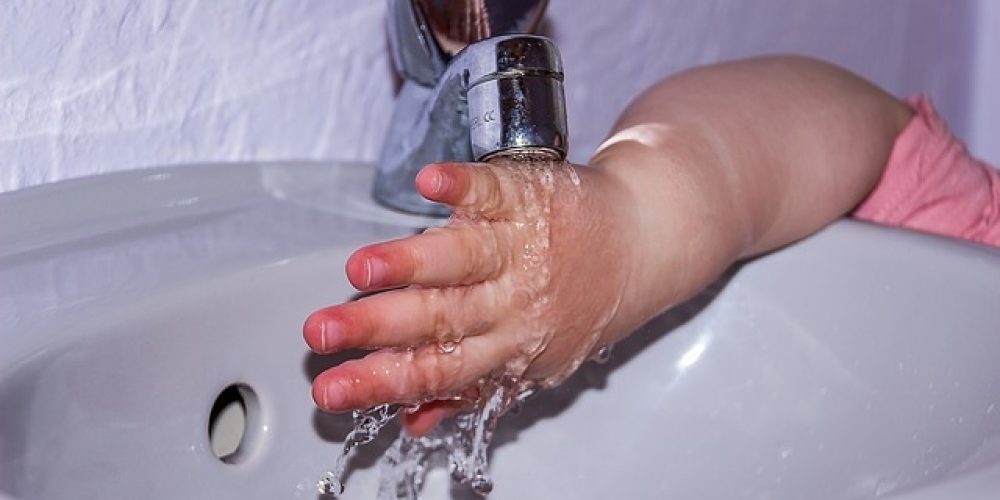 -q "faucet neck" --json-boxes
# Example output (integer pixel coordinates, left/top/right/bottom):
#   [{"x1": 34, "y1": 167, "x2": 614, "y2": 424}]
[{"x1": 374, "y1": 1, "x2": 565, "y2": 216}]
